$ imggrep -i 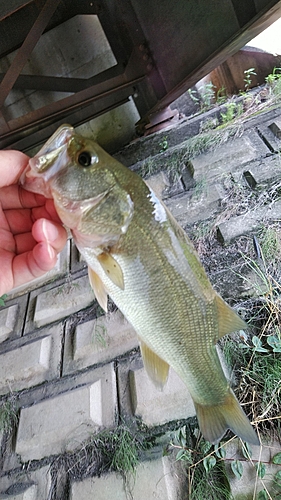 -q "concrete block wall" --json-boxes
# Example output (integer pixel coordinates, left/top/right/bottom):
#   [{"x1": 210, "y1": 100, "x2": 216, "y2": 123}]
[{"x1": 0, "y1": 106, "x2": 281, "y2": 498}]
